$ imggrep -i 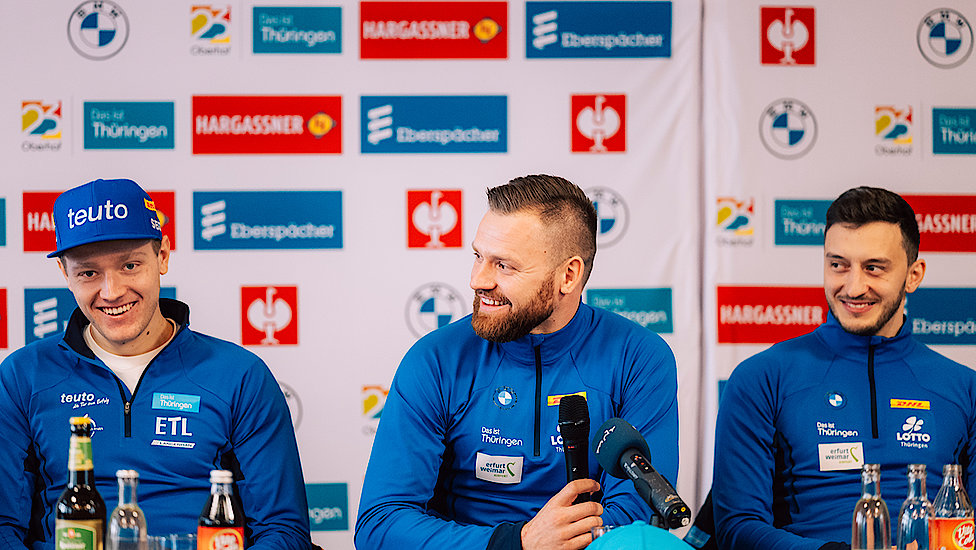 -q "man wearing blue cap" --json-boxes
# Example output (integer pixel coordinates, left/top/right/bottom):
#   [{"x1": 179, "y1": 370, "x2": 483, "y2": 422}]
[{"x1": 0, "y1": 179, "x2": 312, "y2": 549}]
